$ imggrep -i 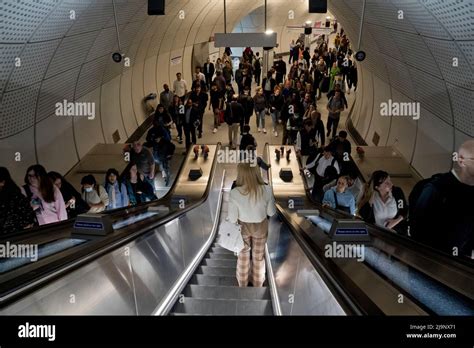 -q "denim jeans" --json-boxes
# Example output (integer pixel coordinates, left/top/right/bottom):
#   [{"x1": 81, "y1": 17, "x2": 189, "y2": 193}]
[
  {"x1": 256, "y1": 109, "x2": 266, "y2": 129},
  {"x1": 271, "y1": 110, "x2": 280, "y2": 130}
]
